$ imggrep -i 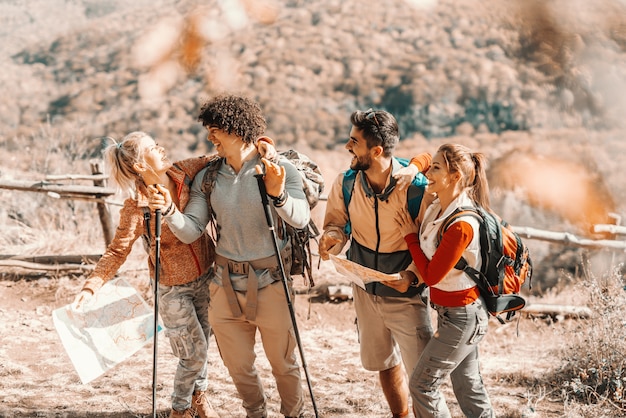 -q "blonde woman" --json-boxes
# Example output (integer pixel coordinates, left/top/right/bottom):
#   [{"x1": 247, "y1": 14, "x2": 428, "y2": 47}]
[
  {"x1": 72, "y1": 131, "x2": 274, "y2": 418},
  {"x1": 395, "y1": 143, "x2": 495, "y2": 418}
]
